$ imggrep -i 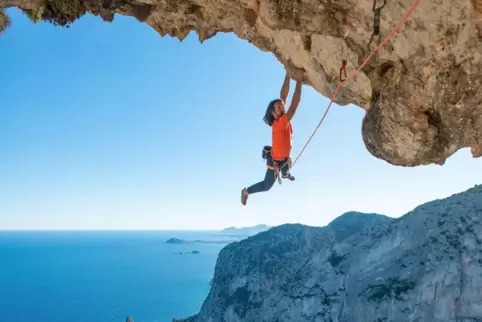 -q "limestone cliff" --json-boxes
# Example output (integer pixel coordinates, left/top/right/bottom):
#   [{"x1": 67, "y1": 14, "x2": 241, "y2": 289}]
[
  {"x1": 175, "y1": 185, "x2": 482, "y2": 322},
  {"x1": 1, "y1": 0, "x2": 481, "y2": 166}
]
